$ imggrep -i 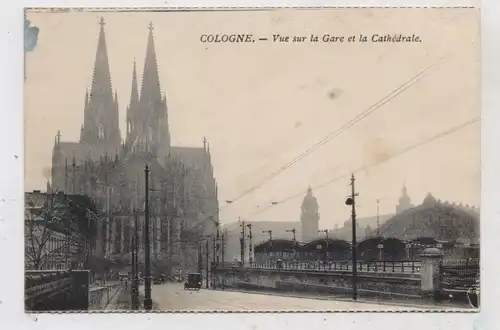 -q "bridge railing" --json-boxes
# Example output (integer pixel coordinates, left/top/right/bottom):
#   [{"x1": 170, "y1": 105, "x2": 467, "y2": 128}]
[
  {"x1": 215, "y1": 260, "x2": 422, "y2": 274},
  {"x1": 25, "y1": 270, "x2": 90, "y2": 311},
  {"x1": 88, "y1": 281, "x2": 125, "y2": 310}
]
